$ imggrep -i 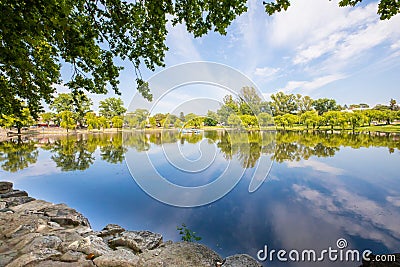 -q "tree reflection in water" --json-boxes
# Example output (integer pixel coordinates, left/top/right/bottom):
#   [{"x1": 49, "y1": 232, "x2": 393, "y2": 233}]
[{"x1": 0, "y1": 131, "x2": 399, "y2": 172}]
